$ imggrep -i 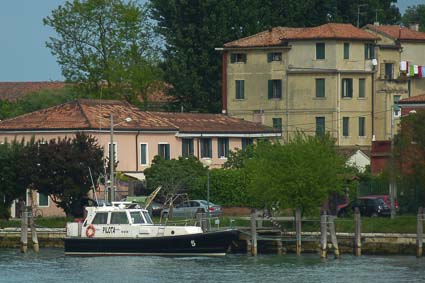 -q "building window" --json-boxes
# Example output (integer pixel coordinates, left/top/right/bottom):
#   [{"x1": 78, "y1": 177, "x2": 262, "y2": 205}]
[
  {"x1": 268, "y1": 79, "x2": 282, "y2": 99},
  {"x1": 158, "y1": 143, "x2": 170, "y2": 160},
  {"x1": 230, "y1": 53, "x2": 247, "y2": 63},
  {"x1": 267, "y1": 52, "x2": 282, "y2": 62},
  {"x1": 241, "y1": 138, "x2": 253, "y2": 150},
  {"x1": 272, "y1": 118, "x2": 282, "y2": 131},
  {"x1": 359, "y1": 79, "x2": 365, "y2": 98},
  {"x1": 364, "y1": 43, "x2": 374, "y2": 59},
  {"x1": 343, "y1": 117, "x2": 349, "y2": 137},
  {"x1": 38, "y1": 193, "x2": 49, "y2": 207},
  {"x1": 344, "y1": 42, "x2": 350, "y2": 59},
  {"x1": 182, "y1": 138, "x2": 194, "y2": 157},
  {"x1": 359, "y1": 117, "x2": 366, "y2": 137},
  {"x1": 316, "y1": 117, "x2": 325, "y2": 136},
  {"x1": 316, "y1": 43, "x2": 325, "y2": 59},
  {"x1": 140, "y1": 143, "x2": 148, "y2": 165},
  {"x1": 235, "y1": 80, "x2": 244, "y2": 99},
  {"x1": 385, "y1": 63, "x2": 394, "y2": 80},
  {"x1": 108, "y1": 142, "x2": 117, "y2": 162},
  {"x1": 394, "y1": 95, "x2": 401, "y2": 117},
  {"x1": 217, "y1": 138, "x2": 229, "y2": 158},
  {"x1": 342, "y1": 78, "x2": 353, "y2": 98},
  {"x1": 315, "y1": 78, "x2": 325, "y2": 98},
  {"x1": 200, "y1": 138, "x2": 212, "y2": 158}
]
